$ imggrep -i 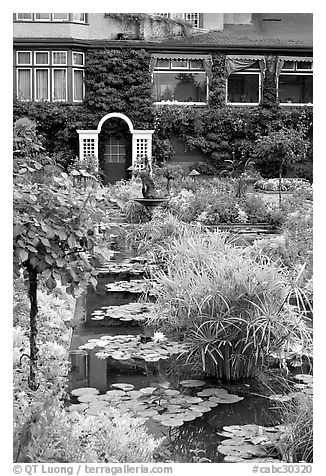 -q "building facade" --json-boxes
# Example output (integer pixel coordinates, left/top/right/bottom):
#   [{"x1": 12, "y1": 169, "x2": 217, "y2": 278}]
[{"x1": 13, "y1": 13, "x2": 313, "y2": 183}]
